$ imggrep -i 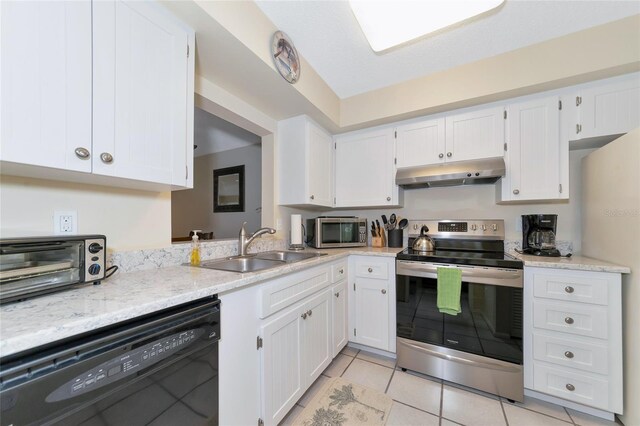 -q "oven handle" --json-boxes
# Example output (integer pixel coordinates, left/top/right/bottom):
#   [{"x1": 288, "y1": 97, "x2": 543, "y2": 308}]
[
  {"x1": 396, "y1": 261, "x2": 523, "y2": 288},
  {"x1": 400, "y1": 339, "x2": 521, "y2": 373}
]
